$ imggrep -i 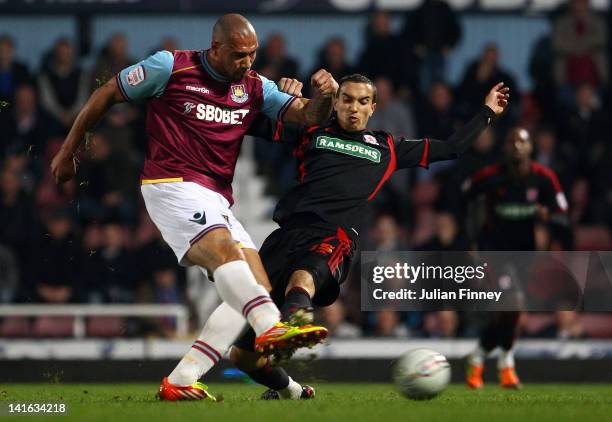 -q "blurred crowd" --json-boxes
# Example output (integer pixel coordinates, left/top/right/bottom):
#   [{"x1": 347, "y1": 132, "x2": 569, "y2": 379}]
[{"x1": 1, "y1": 0, "x2": 611, "y2": 339}]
